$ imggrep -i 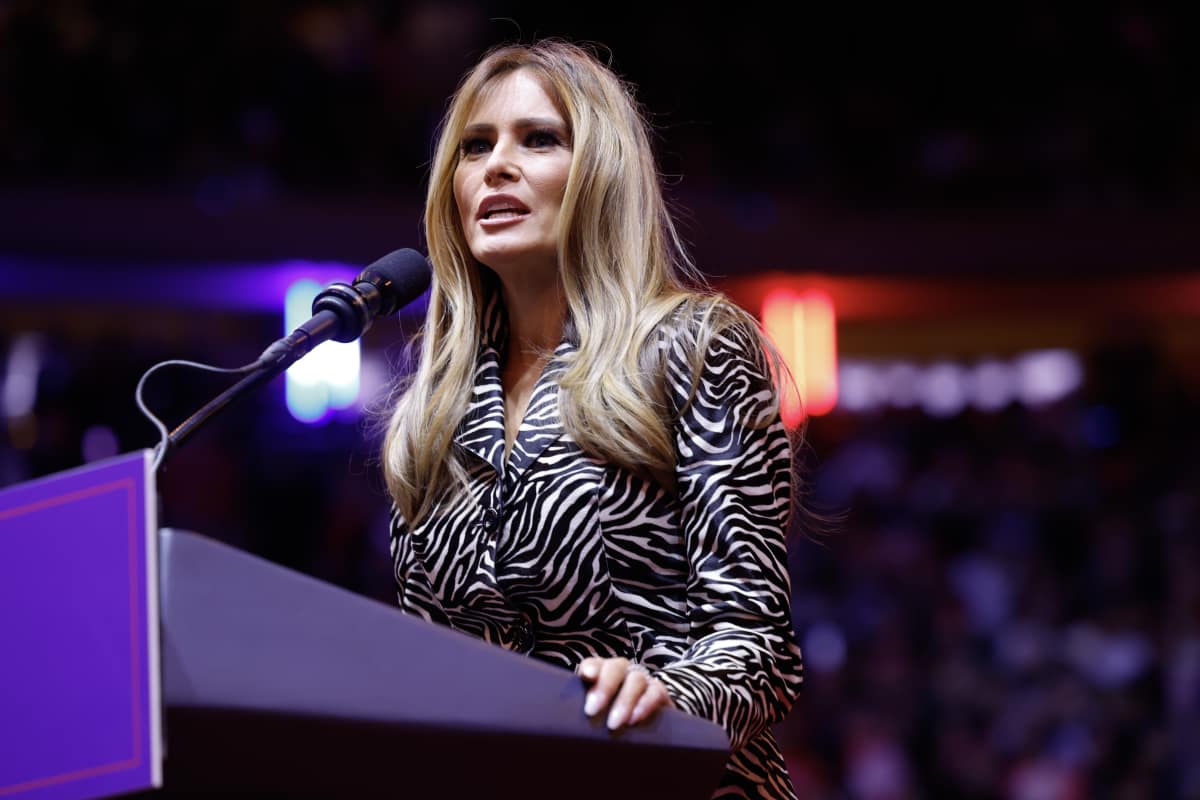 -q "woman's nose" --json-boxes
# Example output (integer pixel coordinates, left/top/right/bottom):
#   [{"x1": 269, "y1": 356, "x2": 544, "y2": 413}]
[{"x1": 484, "y1": 140, "x2": 519, "y2": 184}]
